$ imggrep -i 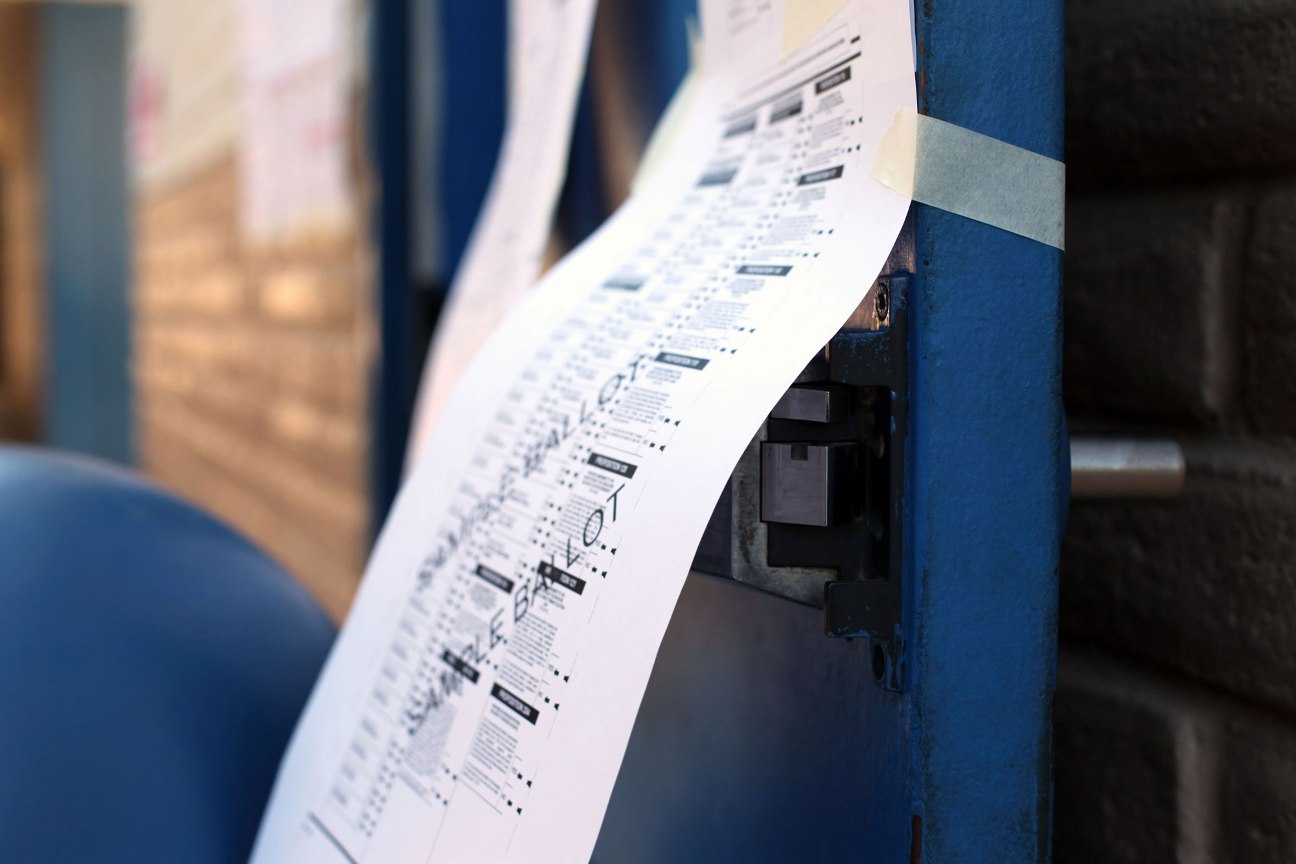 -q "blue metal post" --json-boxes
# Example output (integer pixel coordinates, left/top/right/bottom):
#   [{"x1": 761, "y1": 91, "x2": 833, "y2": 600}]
[
  {"x1": 370, "y1": 0, "x2": 413, "y2": 527},
  {"x1": 907, "y1": 0, "x2": 1065, "y2": 859},
  {"x1": 40, "y1": 5, "x2": 132, "y2": 464},
  {"x1": 372, "y1": 0, "x2": 507, "y2": 526}
]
